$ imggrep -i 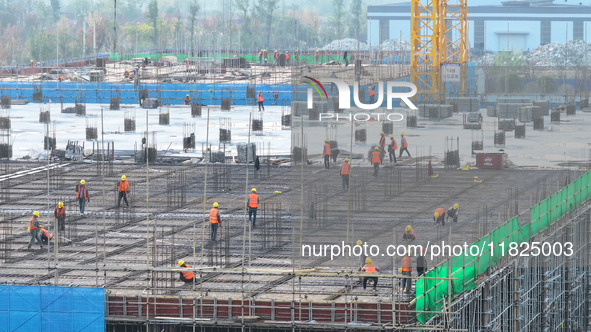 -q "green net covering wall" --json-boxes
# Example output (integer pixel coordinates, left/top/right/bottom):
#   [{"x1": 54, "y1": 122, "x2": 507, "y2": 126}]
[{"x1": 416, "y1": 170, "x2": 591, "y2": 324}]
